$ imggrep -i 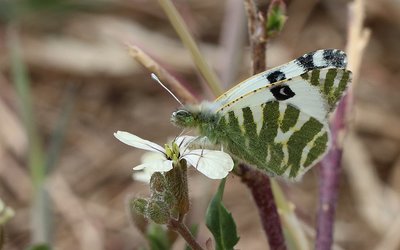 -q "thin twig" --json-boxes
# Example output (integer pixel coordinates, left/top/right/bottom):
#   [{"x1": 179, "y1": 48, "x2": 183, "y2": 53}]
[
  {"x1": 128, "y1": 45, "x2": 198, "y2": 104},
  {"x1": 168, "y1": 218, "x2": 204, "y2": 250},
  {"x1": 344, "y1": 132, "x2": 400, "y2": 233},
  {"x1": 315, "y1": 97, "x2": 347, "y2": 250},
  {"x1": 47, "y1": 174, "x2": 105, "y2": 250},
  {"x1": 240, "y1": 1, "x2": 287, "y2": 249},
  {"x1": 244, "y1": 0, "x2": 266, "y2": 74},
  {"x1": 315, "y1": 0, "x2": 370, "y2": 249}
]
